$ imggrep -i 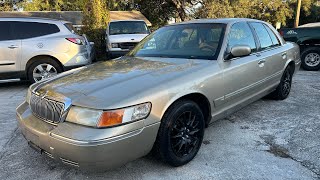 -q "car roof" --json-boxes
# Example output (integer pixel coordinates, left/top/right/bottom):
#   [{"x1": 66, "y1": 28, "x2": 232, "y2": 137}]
[
  {"x1": 0, "y1": 17, "x2": 71, "y2": 24},
  {"x1": 298, "y1": 22, "x2": 320, "y2": 28},
  {"x1": 168, "y1": 18, "x2": 264, "y2": 26},
  {"x1": 110, "y1": 20, "x2": 146, "y2": 23}
]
